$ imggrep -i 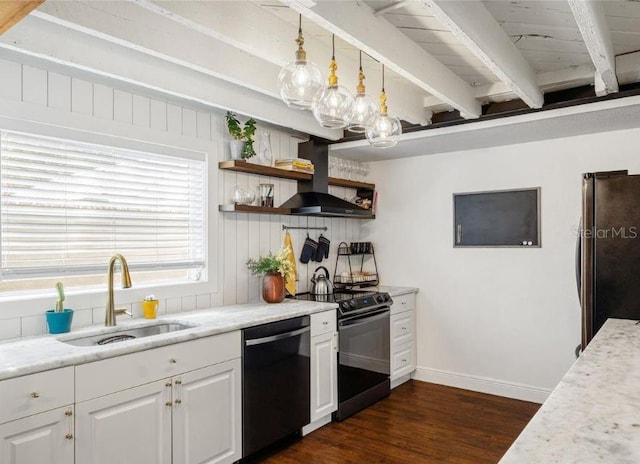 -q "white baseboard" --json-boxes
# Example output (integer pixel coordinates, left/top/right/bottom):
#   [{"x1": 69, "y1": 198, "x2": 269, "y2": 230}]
[
  {"x1": 412, "y1": 366, "x2": 551, "y2": 404},
  {"x1": 391, "y1": 373, "x2": 411, "y2": 389},
  {"x1": 302, "y1": 414, "x2": 332, "y2": 436}
]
